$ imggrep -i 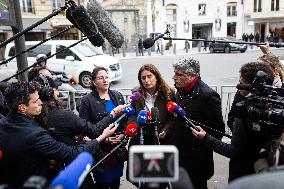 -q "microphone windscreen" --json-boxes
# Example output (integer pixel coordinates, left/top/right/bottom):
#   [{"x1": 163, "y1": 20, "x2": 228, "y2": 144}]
[
  {"x1": 173, "y1": 105, "x2": 187, "y2": 117},
  {"x1": 142, "y1": 38, "x2": 154, "y2": 49},
  {"x1": 167, "y1": 101, "x2": 176, "y2": 113},
  {"x1": 88, "y1": 33, "x2": 105, "y2": 47},
  {"x1": 125, "y1": 123, "x2": 138, "y2": 137},
  {"x1": 71, "y1": 5, "x2": 98, "y2": 37},
  {"x1": 50, "y1": 152, "x2": 93, "y2": 189},
  {"x1": 87, "y1": 0, "x2": 124, "y2": 48},
  {"x1": 151, "y1": 107, "x2": 159, "y2": 120},
  {"x1": 236, "y1": 83, "x2": 252, "y2": 90},
  {"x1": 137, "y1": 110, "x2": 147, "y2": 125},
  {"x1": 66, "y1": 8, "x2": 81, "y2": 30},
  {"x1": 122, "y1": 105, "x2": 135, "y2": 116},
  {"x1": 129, "y1": 91, "x2": 141, "y2": 104}
]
